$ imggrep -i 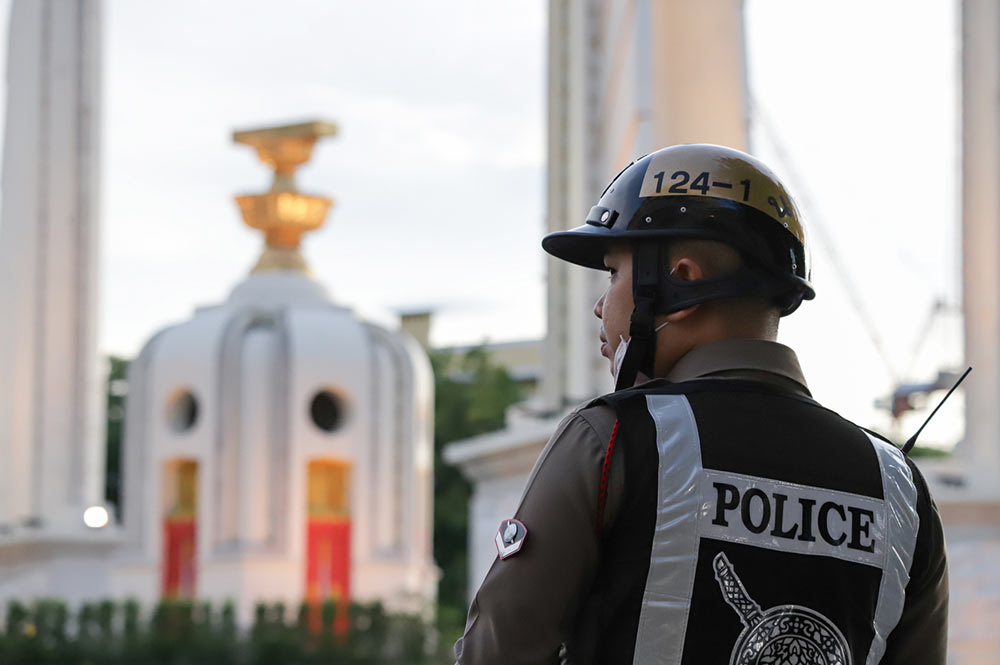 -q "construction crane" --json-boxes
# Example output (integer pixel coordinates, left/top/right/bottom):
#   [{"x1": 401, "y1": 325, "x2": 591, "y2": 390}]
[{"x1": 752, "y1": 101, "x2": 962, "y2": 436}]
